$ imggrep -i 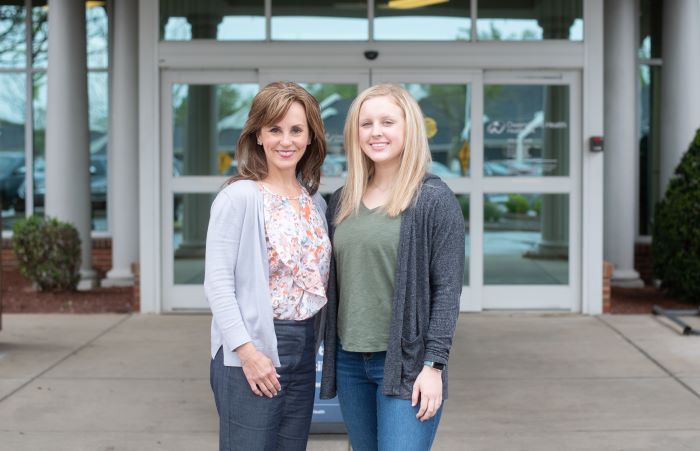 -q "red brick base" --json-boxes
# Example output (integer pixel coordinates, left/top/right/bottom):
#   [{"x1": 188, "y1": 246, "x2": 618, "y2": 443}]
[{"x1": 603, "y1": 261, "x2": 613, "y2": 313}]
